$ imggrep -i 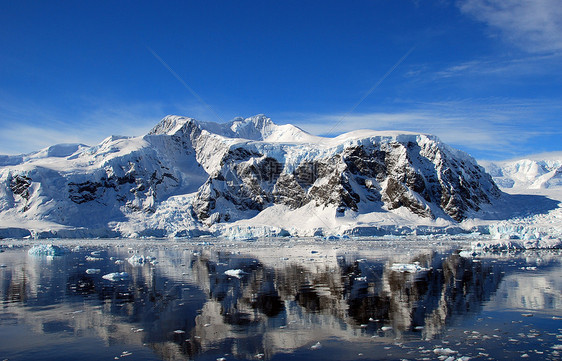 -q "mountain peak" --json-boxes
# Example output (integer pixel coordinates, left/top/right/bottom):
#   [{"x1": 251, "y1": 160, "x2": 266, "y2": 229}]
[
  {"x1": 147, "y1": 114, "x2": 313, "y2": 143},
  {"x1": 226, "y1": 114, "x2": 275, "y2": 140},
  {"x1": 148, "y1": 115, "x2": 197, "y2": 136}
]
